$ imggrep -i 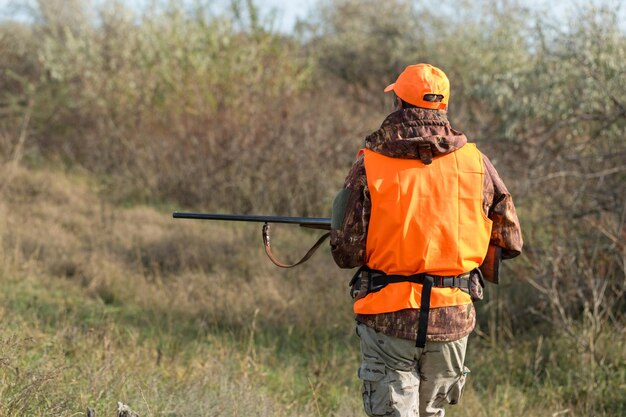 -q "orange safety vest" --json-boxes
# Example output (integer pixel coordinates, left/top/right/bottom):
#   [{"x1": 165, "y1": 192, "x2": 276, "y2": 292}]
[{"x1": 354, "y1": 144, "x2": 493, "y2": 315}]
